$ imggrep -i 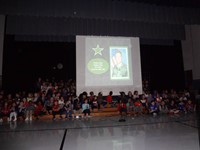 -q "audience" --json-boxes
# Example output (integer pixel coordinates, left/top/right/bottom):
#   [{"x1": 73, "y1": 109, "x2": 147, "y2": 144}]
[{"x1": 0, "y1": 77, "x2": 198, "y2": 123}]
